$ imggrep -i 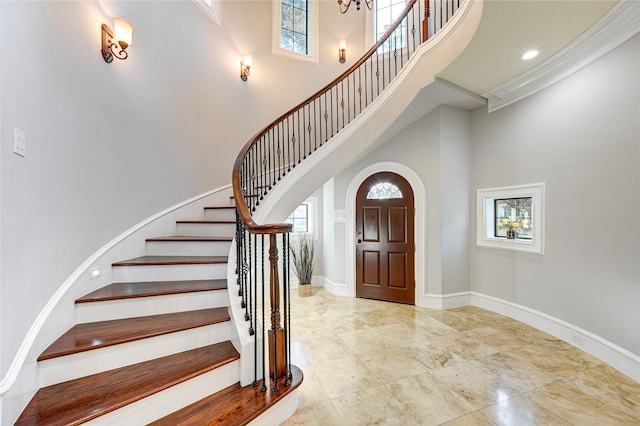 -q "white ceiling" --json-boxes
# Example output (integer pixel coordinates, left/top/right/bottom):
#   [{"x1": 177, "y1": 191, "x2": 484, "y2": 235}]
[{"x1": 437, "y1": 0, "x2": 619, "y2": 96}]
